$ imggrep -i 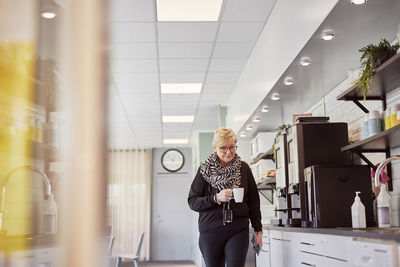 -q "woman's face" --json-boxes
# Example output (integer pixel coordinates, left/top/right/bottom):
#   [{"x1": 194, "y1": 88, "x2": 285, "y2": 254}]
[{"x1": 213, "y1": 139, "x2": 237, "y2": 166}]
